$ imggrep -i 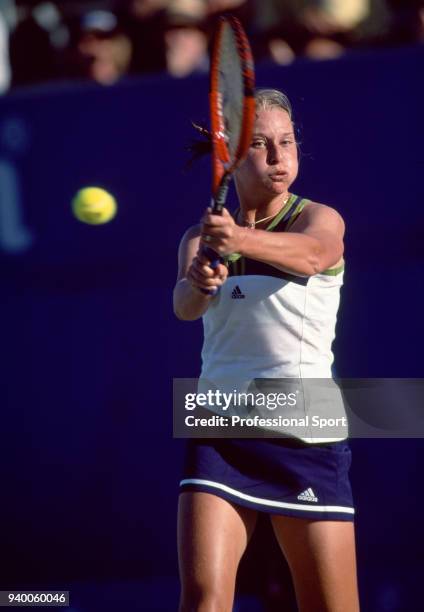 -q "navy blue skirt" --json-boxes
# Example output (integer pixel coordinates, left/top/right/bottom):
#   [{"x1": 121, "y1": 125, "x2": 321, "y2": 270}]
[{"x1": 180, "y1": 438, "x2": 354, "y2": 521}]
